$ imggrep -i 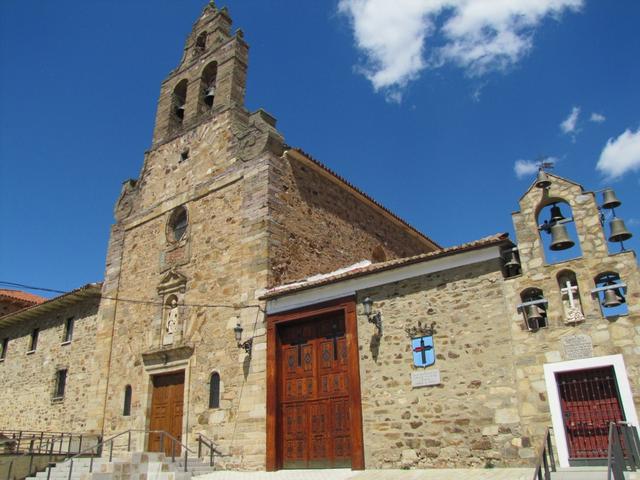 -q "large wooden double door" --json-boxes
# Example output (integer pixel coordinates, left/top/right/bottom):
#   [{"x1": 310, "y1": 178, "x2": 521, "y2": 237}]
[
  {"x1": 279, "y1": 314, "x2": 352, "y2": 469},
  {"x1": 148, "y1": 371, "x2": 185, "y2": 456},
  {"x1": 557, "y1": 366, "x2": 625, "y2": 462}
]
